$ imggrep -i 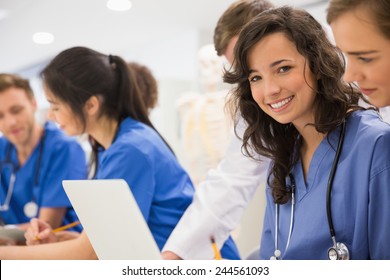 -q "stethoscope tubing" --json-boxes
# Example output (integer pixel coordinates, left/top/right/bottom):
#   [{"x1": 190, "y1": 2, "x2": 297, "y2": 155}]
[
  {"x1": 273, "y1": 121, "x2": 347, "y2": 259},
  {"x1": 0, "y1": 127, "x2": 46, "y2": 212},
  {"x1": 326, "y1": 121, "x2": 346, "y2": 241}
]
